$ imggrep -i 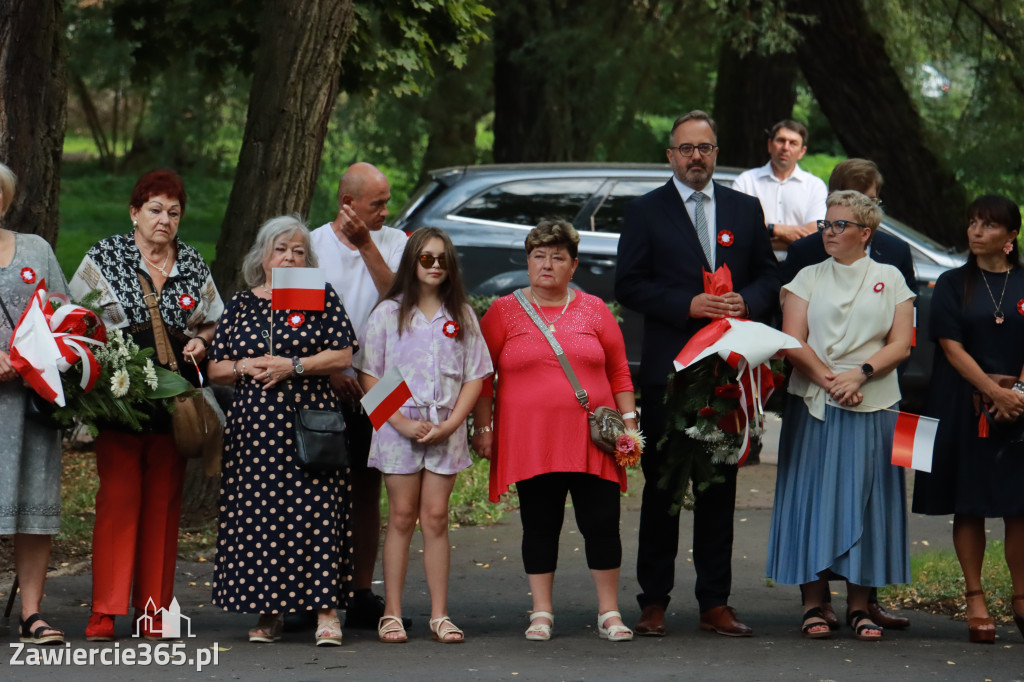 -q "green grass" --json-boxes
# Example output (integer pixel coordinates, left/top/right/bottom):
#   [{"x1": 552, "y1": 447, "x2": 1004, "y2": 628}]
[
  {"x1": 800, "y1": 153, "x2": 843, "y2": 185},
  {"x1": 879, "y1": 543, "x2": 1016, "y2": 621}
]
